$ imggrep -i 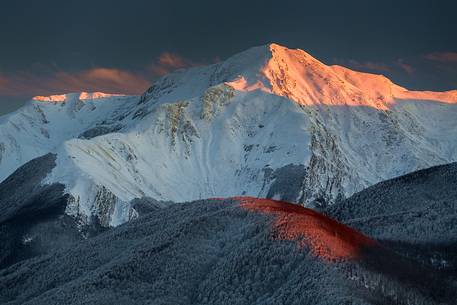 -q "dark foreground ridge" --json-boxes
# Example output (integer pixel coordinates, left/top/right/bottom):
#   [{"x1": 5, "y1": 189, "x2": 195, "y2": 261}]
[
  {"x1": 1, "y1": 195, "x2": 455, "y2": 305},
  {"x1": 327, "y1": 162, "x2": 457, "y2": 277}
]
